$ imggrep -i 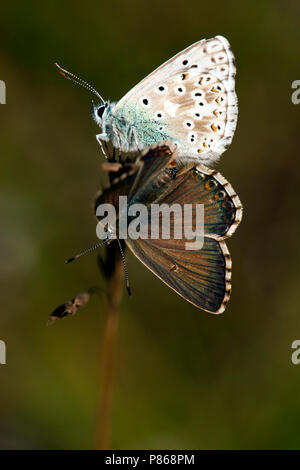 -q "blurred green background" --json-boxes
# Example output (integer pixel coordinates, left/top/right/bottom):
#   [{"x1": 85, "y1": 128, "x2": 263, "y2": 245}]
[{"x1": 0, "y1": 0, "x2": 299, "y2": 449}]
